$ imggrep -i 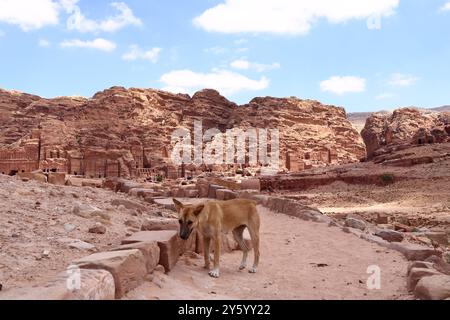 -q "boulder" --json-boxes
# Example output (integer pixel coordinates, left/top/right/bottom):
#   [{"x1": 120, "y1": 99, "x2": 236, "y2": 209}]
[
  {"x1": 407, "y1": 267, "x2": 443, "y2": 292},
  {"x1": 121, "y1": 230, "x2": 179, "y2": 272},
  {"x1": 81, "y1": 179, "x2": 103, "y2": 188},
  {"x1": 425, "y1": 232, "x2": 449, "y2": 246},
  {"x1": 186, "y1": 189, "x2": 199, "y2": 198},
  {"x1": 111, "y1": 199, "x2": 146, "y2": 212},
  {"x1": 376, "y1": 213, "x2": 389, "y2": 225},
  {"x1": 141, "y1": 218, "x2": 179, "y2": 231},
  {"x1": 103, "y1": 177, "x2": 126, "y2": 192},
  {"x1": 196, "y1": 178, "x2": 210, "y2": 198},
  {"x1": 216, "y1": 189, "x2": 237, "y2": 201},
  {"x1": 63, "y1": 239, "x2": 96, "y2": 251},
  {"x1": 48, "y1": 172, "x2": 66, "y2": 185},
  {"x1": 109, "y1": 242, "x2": 160, "y2": 274},
  {"x1": 240, "y1": 179, "x2": 261, "y2": 191},
  {"x1": 407, "y1": 261, "x2": 434, "y2": 275},
  {"x1": 152, "y1": 198, "x2": 176, "y2": 211},
  {"x1": 207, "y1": 184, "x2": 222, "y2": 199},
  {"x1": 414, "y1": 275, "x2": 450, "y2": 300},
  {"x1": 72, "y1": 203, "x2": 102, "y2": 219},
  {"x1": 88, "y1": 224, "x2": 107, "y2": 235},
  {"x1": 0, "y1": 269, "x2": 115, "y2": 300},
  {"x1": 344, "y1": 217, "x2": 367, "y2": 231},
  {"x1": 120, "y1": 181, "x2": 144, "y2": 194},
  {"x1": 375, "y1": 229, "x2": 404, "y2": 243},
  {"x1": 18, "y1": 171, "x2": 47, "y2": 183},
  {"x1": 390, "y1": 242, "x2": 442, "y2": 261},
  {"x1": 129, "y1": 188, "x2": 157, "y2": 198},
  {"x1": 73, "y1": 249, "x2": 147, "y2": 299}
]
